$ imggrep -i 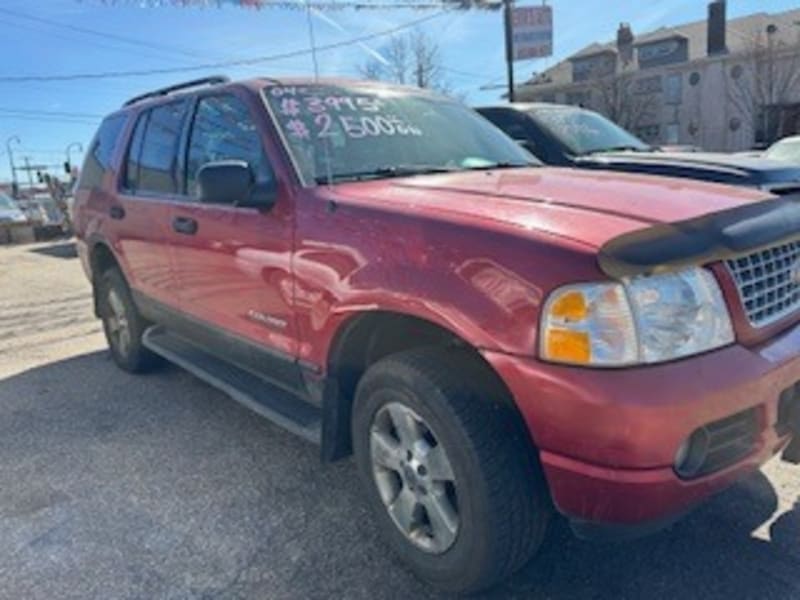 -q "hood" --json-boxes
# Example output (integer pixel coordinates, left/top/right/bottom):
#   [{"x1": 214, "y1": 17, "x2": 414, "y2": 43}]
[
  {"x1": 330, "y1": 167, "x2": 770, "y2": 250},
  {"x1": 576, "y1": 151, "x2": 800, "y2": 189}
]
